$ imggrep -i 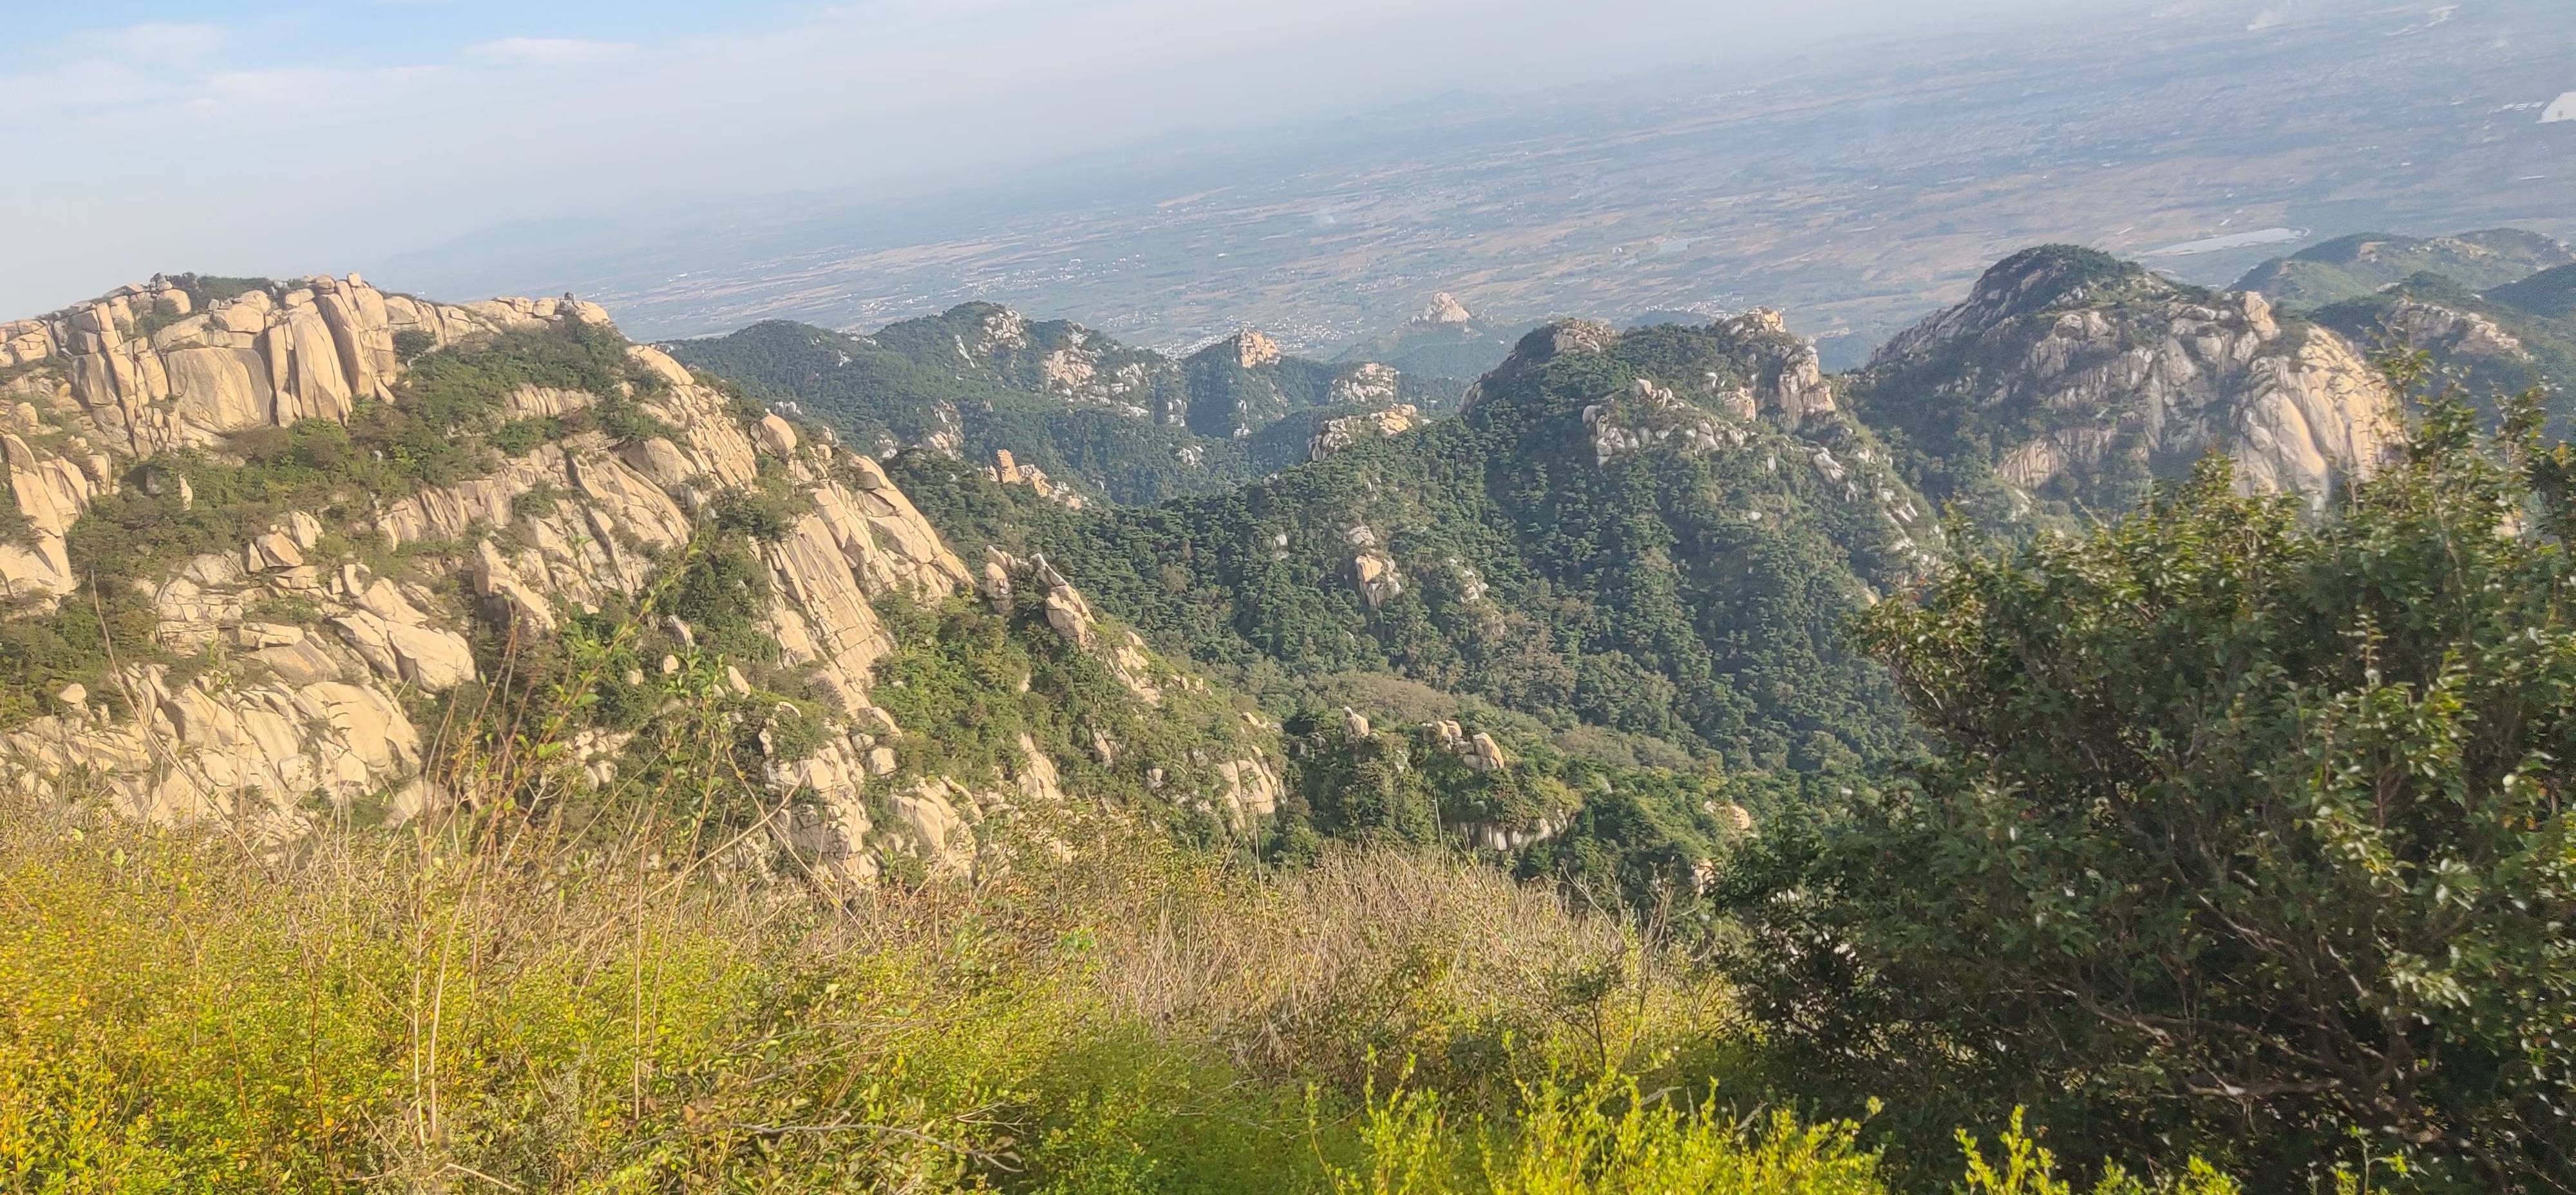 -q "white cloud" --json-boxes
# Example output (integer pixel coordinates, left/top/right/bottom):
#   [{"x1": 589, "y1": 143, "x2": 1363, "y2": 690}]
[
  {"x1": 466, "y1": 37, "x2": 638, "y2": 66},
  {"x1": 195, "y1": 64, "x2": 448, "y2": 111},
  {"x1": 64, "y1": 21, "x2": 229, "y2": 64}
]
